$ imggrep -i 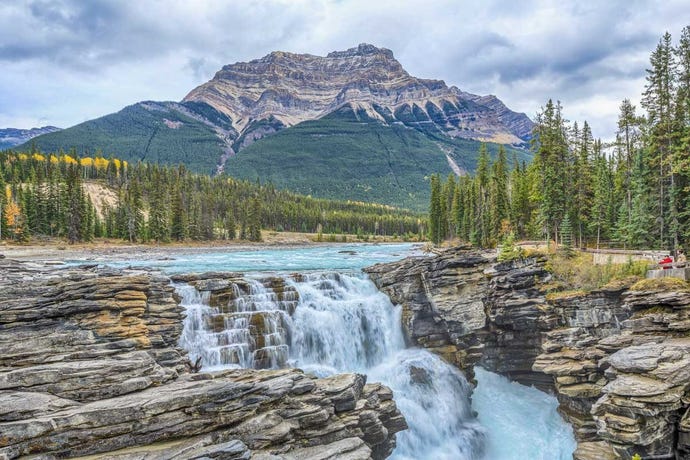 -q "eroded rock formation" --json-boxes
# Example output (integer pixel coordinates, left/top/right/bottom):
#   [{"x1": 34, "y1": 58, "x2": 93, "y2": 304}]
[
  {"x1": 0, "y1": 259, "x2": 405, "y2": 459},
  {"x1": 365, "y1": 247, "x2": 690, "y2": 459}
]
